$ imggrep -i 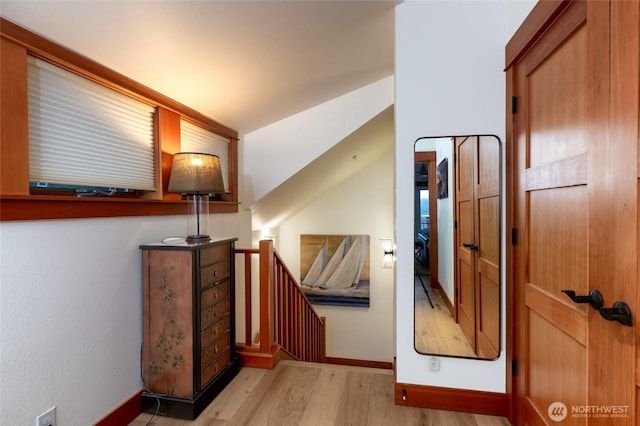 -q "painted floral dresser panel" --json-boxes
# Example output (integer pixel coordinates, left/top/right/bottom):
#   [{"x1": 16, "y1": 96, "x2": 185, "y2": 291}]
[
  {"x1": 142, "y1": 249, "x2": 194, "y2": 397},
  {"x1": 140, "y1": 238, "x2": 239, "y2": 419}
]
